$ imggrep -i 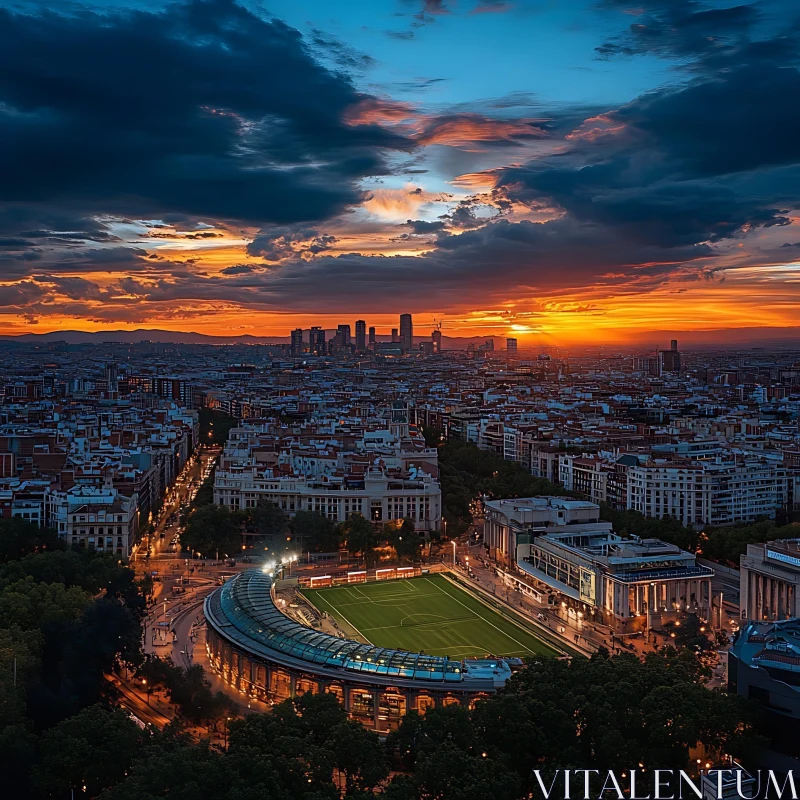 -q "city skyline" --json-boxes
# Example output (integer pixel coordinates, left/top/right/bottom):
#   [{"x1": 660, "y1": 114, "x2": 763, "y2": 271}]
[{"x1": 1, "y1": 0, "x2": 800, "y2": 344}]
